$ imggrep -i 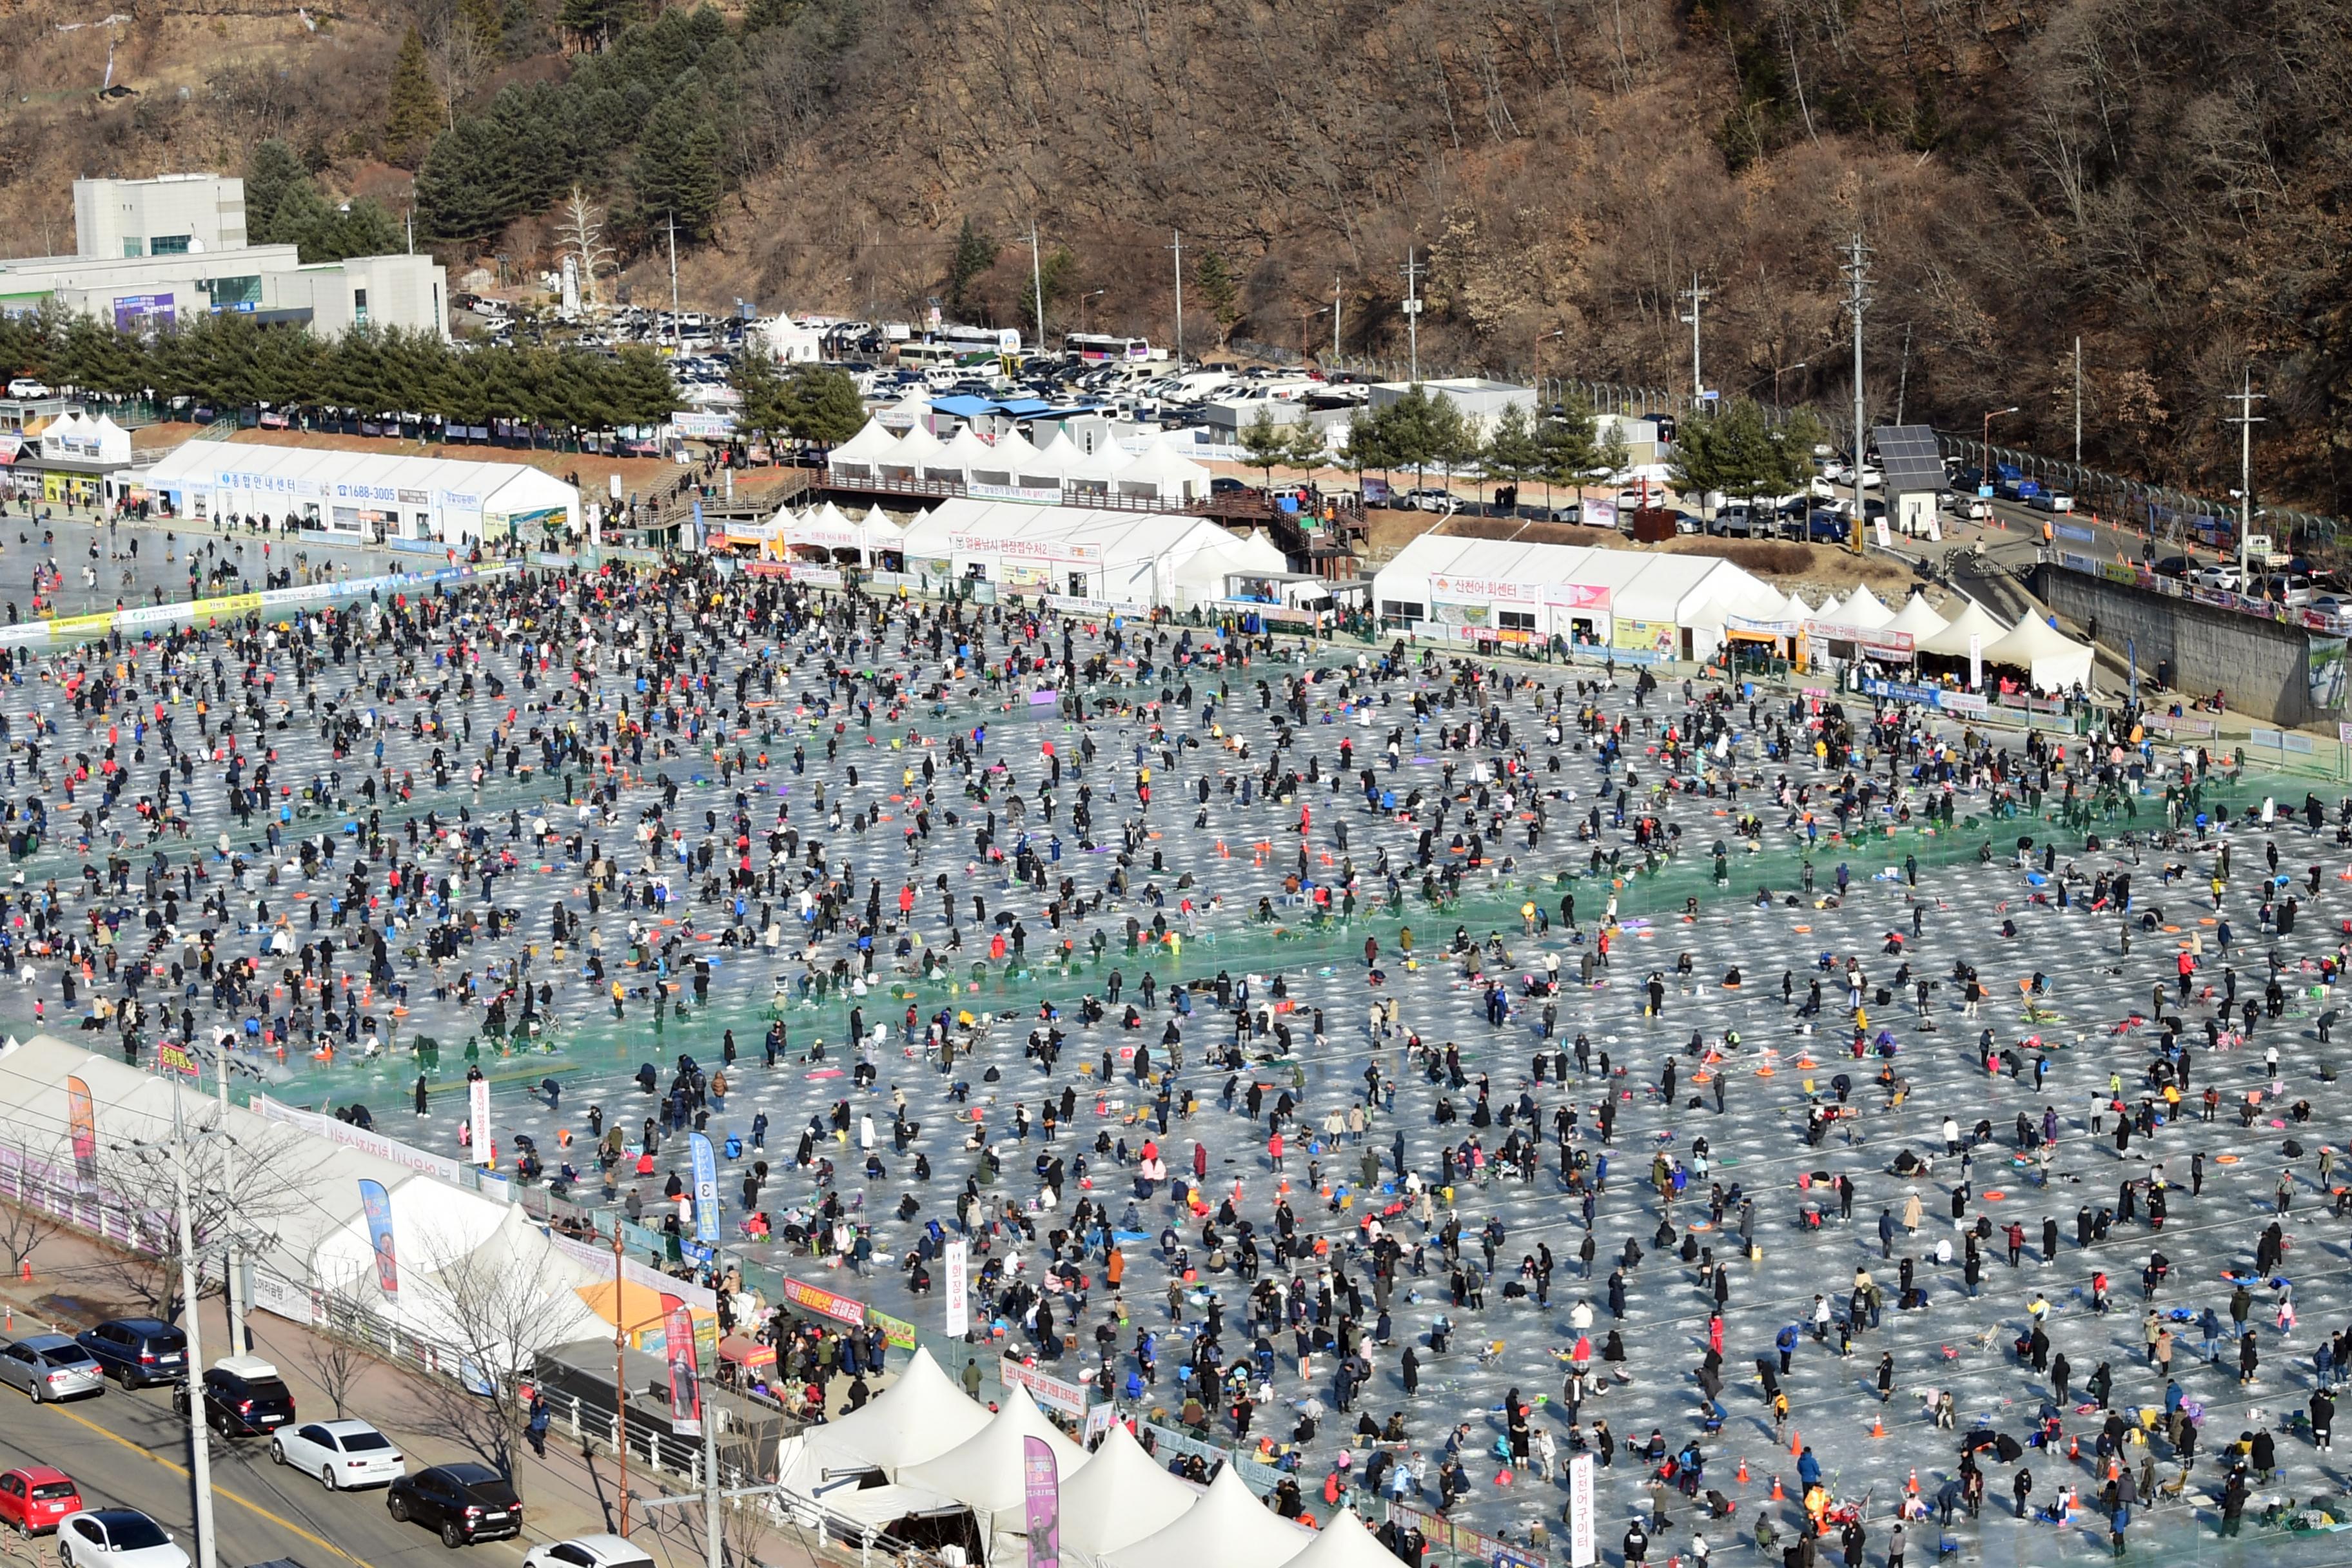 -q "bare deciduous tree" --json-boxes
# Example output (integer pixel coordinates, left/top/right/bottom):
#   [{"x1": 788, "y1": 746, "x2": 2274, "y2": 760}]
[{"x1": 557, "y1": 189, "x2": 616, "y2": 312}]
